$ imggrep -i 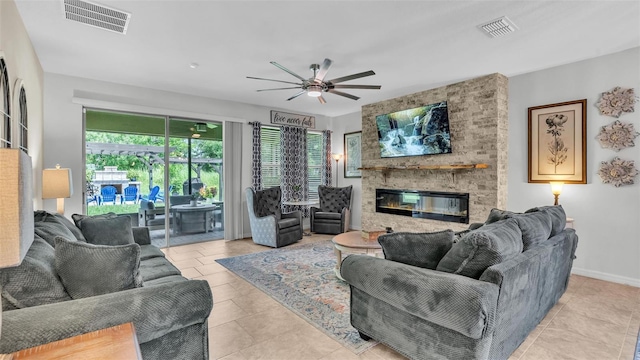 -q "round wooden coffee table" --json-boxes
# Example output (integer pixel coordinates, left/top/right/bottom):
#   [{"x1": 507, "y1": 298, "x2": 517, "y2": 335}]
[{"x1": 332, "y1": 231, "x2": 383, "y2": 280}]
